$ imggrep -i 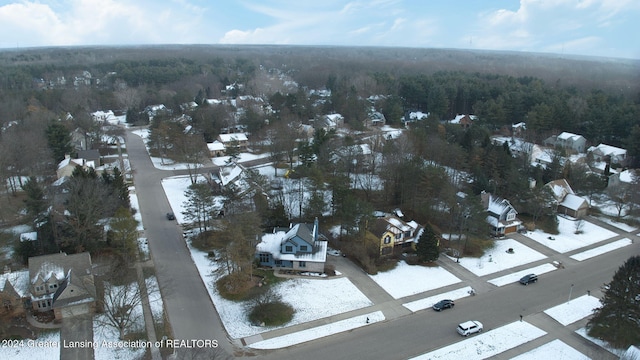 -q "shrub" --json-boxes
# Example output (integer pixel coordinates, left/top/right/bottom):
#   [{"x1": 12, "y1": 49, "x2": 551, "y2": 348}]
[{"x1": 248, "y1": 301, "x2": 294, "y2": 327}]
